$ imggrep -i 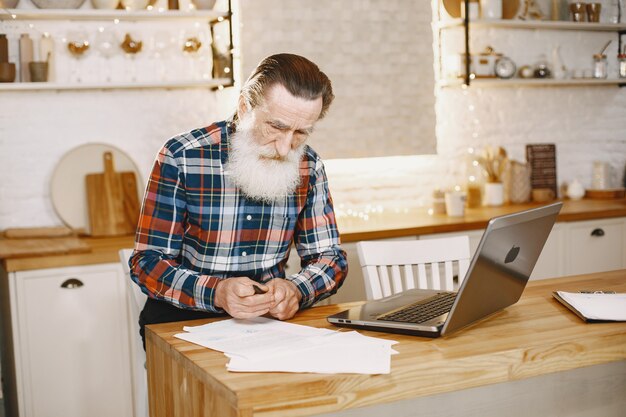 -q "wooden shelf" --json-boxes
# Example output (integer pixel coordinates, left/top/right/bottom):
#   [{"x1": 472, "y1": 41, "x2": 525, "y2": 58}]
[
  {"x1": 0, "y1": 8, "x2": 229, "y2": 21},
  {"x1": 438, "y1": 78, "x2": 626, "y2": 88},
  {"x1": 0, "y1": 78, "x2": 232, "y2": 91},
  {"x1": 436, "y1": 18, "x2": 626, "y2": 31}
]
